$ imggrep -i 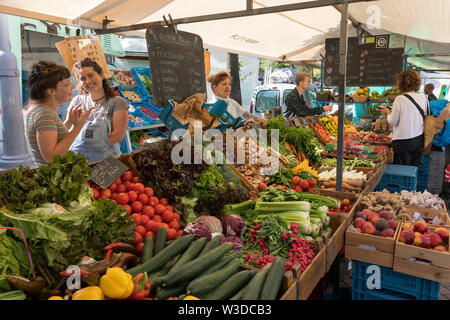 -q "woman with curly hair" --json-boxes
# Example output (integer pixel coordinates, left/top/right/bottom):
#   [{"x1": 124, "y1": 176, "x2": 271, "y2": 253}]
[{"x1": 380, "y1": 70, "x2": 428, "y2": 167}]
